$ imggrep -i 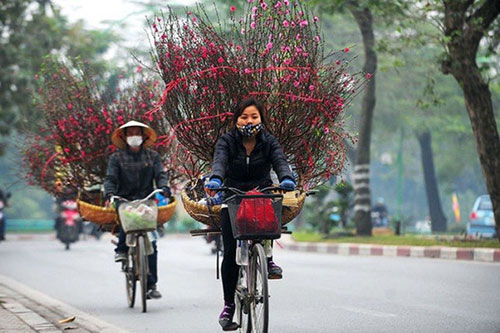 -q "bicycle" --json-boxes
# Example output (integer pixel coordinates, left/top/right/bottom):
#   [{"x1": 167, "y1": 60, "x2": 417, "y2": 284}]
[
  {"x1": 111, "y1": 189, "x2": 162, "y2": 313},
  {"x1": 221, "y1": 186, "x2": 288, "y2": 333}
]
